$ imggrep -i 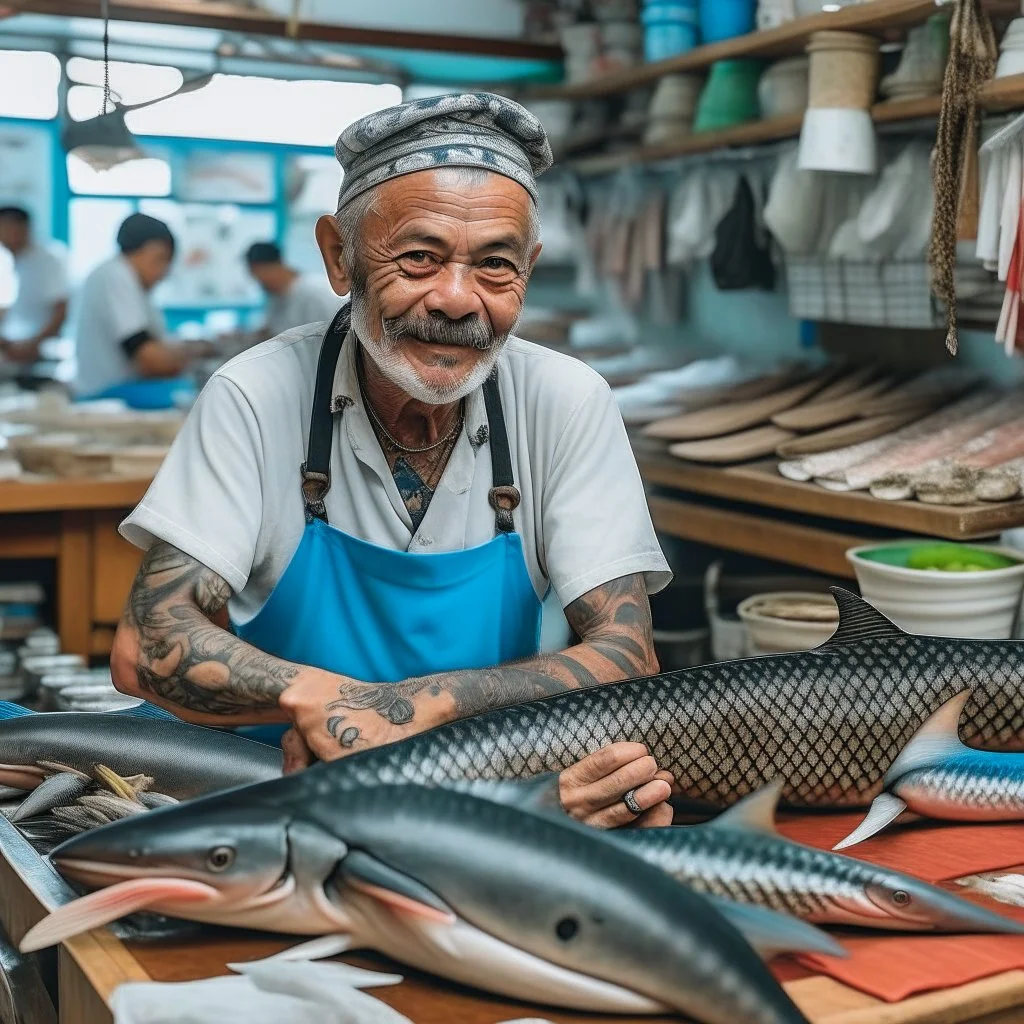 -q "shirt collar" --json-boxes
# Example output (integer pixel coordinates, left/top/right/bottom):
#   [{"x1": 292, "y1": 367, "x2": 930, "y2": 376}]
[{"x1": 330, "y1": 330, "x2": 489, "y2": 459}]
